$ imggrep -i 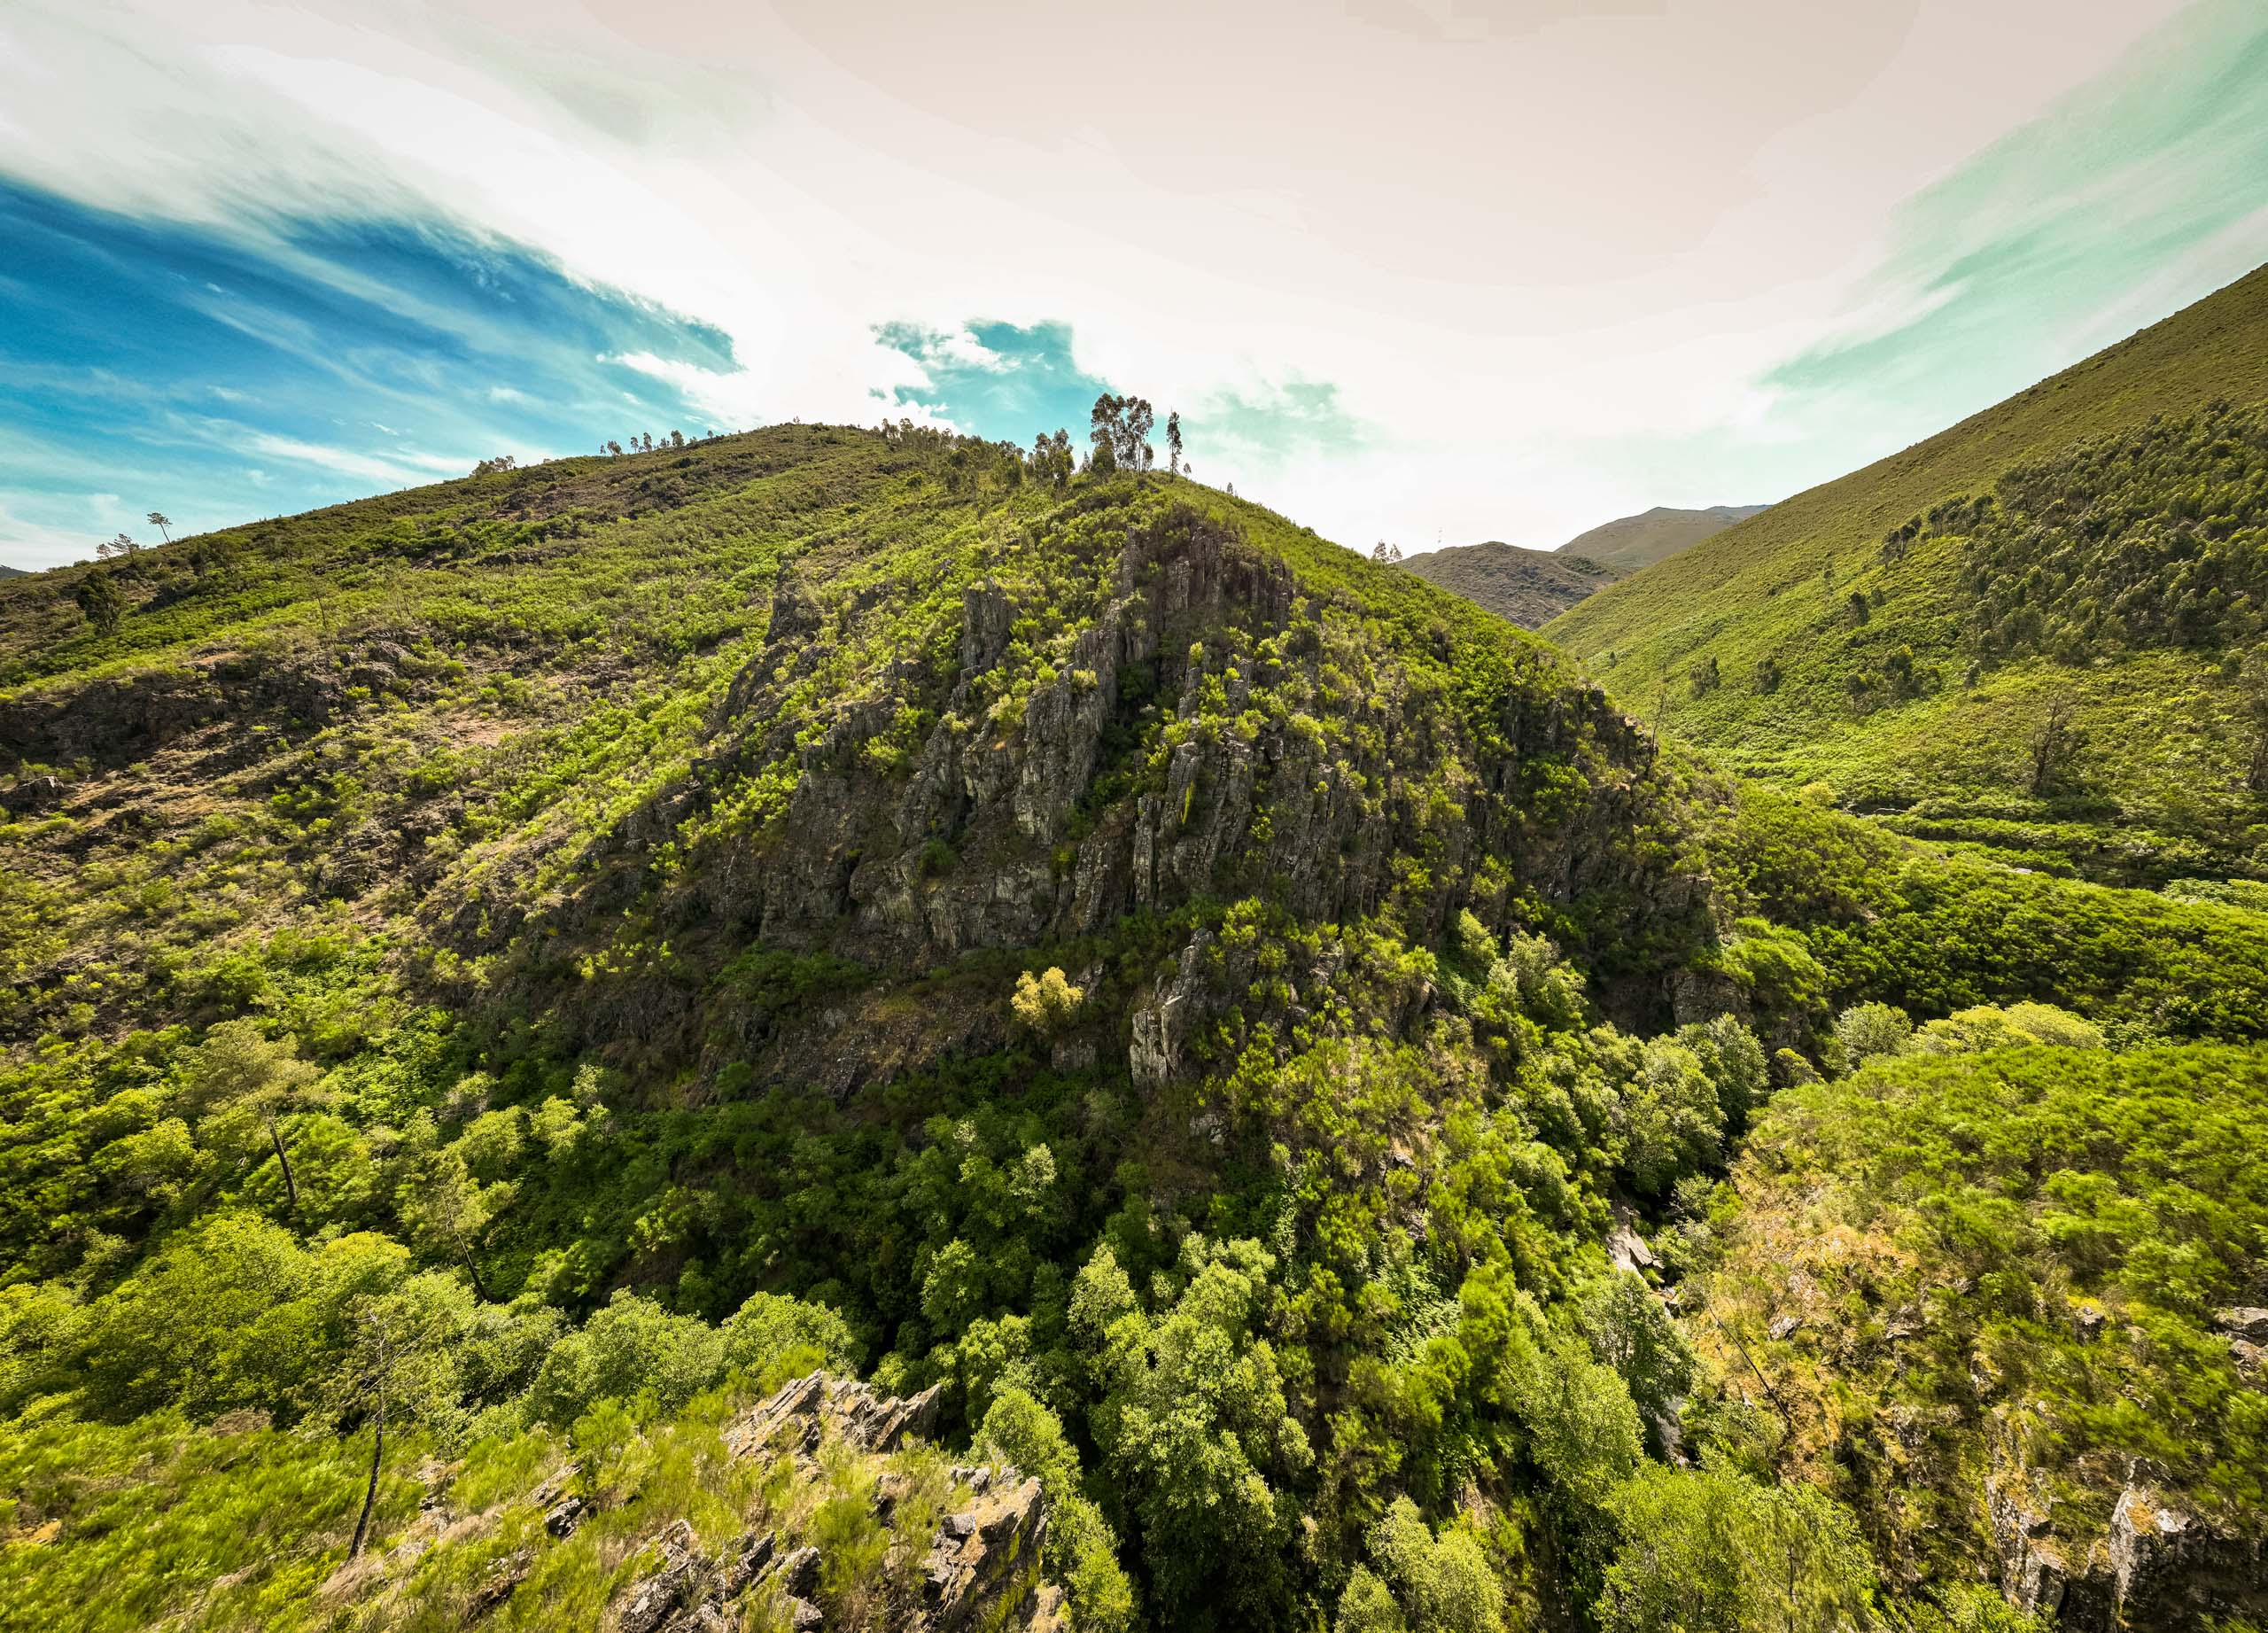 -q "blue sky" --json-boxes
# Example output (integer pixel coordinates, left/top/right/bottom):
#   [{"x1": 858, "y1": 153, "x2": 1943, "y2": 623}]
[
  {"x1": 1, "y1": 0, "x2": 2264, "y2": 568},
  {"x1": 0, "y1": 180, "x2": 734, "y2": 560}
]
